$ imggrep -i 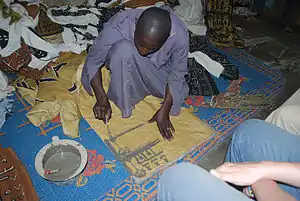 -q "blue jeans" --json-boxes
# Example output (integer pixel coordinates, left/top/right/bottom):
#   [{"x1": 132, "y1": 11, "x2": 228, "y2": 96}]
[{"x1": 157, "y1": 119, "x2": 300, "y2": 201}]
